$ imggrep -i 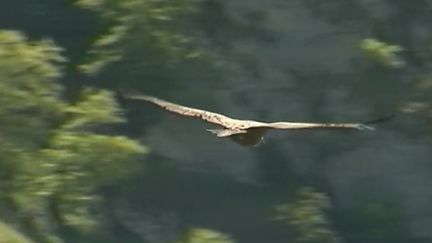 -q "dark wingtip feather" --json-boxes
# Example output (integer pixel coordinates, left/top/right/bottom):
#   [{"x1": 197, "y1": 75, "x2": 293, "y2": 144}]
[
  {"x1": 364, "y1": 114, "x2": 396, "y2": 124},
  {"x1": 356, "y1": 124, "x2": 375, "y2": 130},
  {"x1": 119, "y1": 89, "x2": 156, "y2": 102}
]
